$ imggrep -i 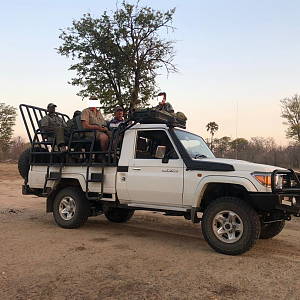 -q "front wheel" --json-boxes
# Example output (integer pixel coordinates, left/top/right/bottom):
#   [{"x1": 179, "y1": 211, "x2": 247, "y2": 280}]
[
  {"x1": 105, "y1": 209, "x2": 134, "y2": 223},
  {"x1": 201, "y1": 197, "x2": 261, "y2": 255},
  {"x1": 53, "y1": 187, "x2": 90, "y2": 229},
  {"x1": 260, "y1": 220, "x2": 285, "y2": 239}
]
